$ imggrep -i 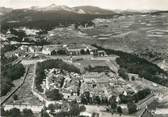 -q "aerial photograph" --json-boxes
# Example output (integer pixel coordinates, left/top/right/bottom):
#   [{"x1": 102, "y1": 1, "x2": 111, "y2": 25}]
[{"x1": 0, "y1": 0, "x2": 168, "y2": 117}]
